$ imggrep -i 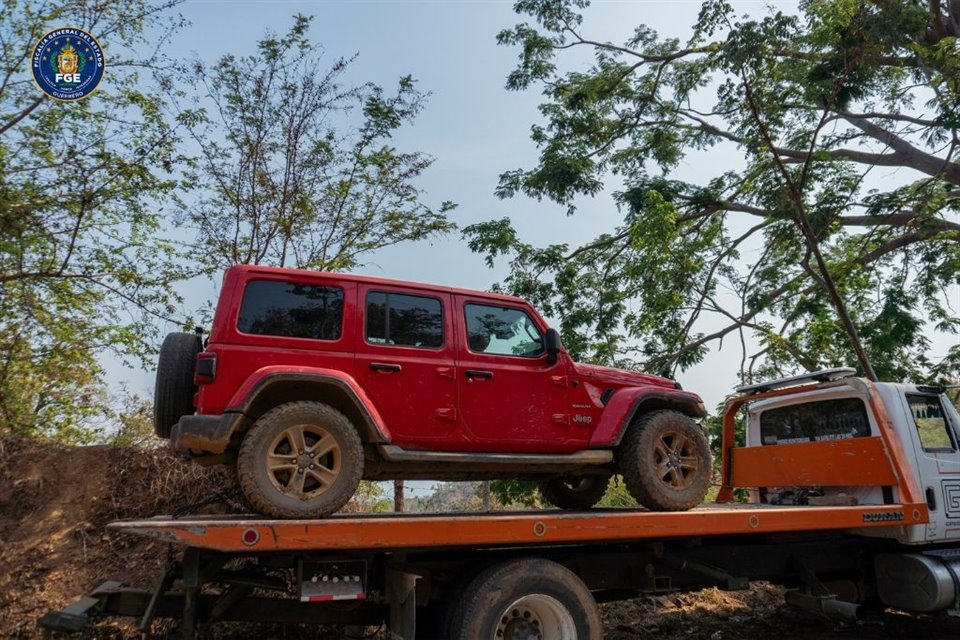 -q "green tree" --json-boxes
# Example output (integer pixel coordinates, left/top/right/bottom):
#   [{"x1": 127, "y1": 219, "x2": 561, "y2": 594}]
[
  {"x1": 350, "y1": 481, "x2": 392, "y2": 513},
  {"x1": 175, "y1": 15, "x2": 456, "y2": 273},
  {"x1": 467, "y1": 0, "x2": 960, "y2": 384},
  {"x1": 0, "y1": 0, "x2": 188, "y2": 441},
  {"x1": 108, "y1": 393, "x2": 161, "y2": 448}
]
